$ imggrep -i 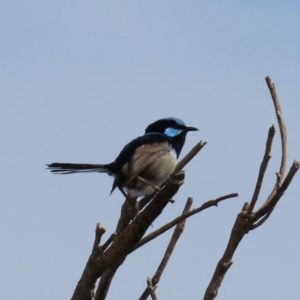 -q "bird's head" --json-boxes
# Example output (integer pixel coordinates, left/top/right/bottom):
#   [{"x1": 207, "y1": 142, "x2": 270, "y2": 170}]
[{"x1": 145, "y1": 117, "x2": 198, "y2": 138}]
